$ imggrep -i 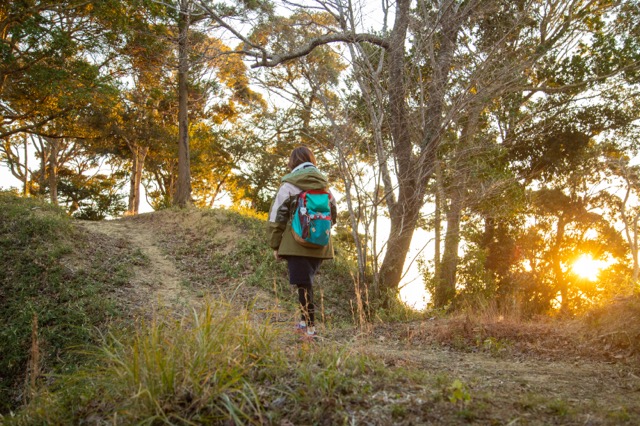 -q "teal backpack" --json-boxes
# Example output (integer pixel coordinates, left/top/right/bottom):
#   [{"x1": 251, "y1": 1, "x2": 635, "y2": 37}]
[{"x1": 291, "y1": 189, "x2": 333, "y2": 248}]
